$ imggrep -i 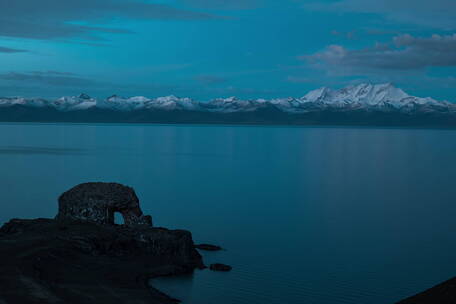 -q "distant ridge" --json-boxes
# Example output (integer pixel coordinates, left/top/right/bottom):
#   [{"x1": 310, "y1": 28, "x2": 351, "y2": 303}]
[{"x1": 1, "y1": 84, "x2": 455, "y2": 127}]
